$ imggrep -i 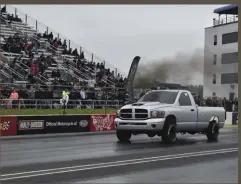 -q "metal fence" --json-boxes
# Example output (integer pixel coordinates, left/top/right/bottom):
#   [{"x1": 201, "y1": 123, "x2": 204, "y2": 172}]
[
  {"x1": 0, "y1": 99, "x2": 121, "y2": 110},
  {"x1": 0, "y1": 83, "x2": 124, "y2": 91}
]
